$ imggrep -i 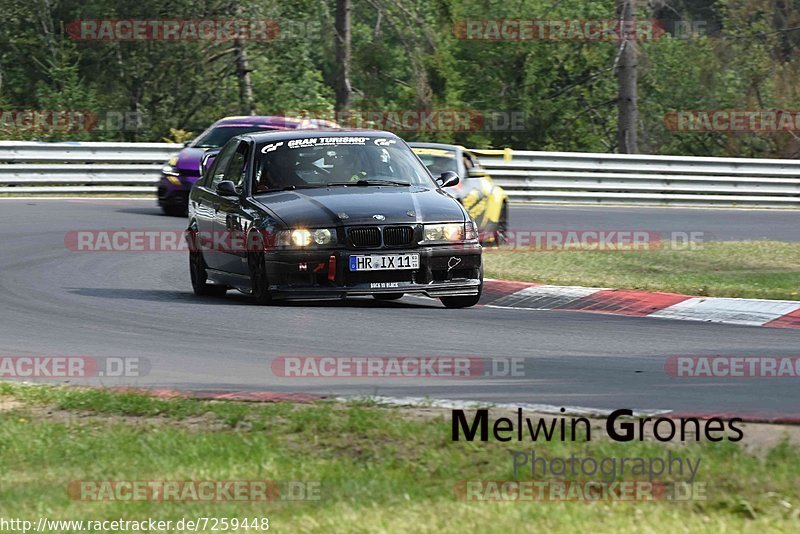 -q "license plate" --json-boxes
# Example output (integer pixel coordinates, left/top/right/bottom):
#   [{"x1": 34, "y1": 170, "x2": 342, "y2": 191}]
[{"x1": 349, "y1": 253, "x2": 419, "y2": 271}]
